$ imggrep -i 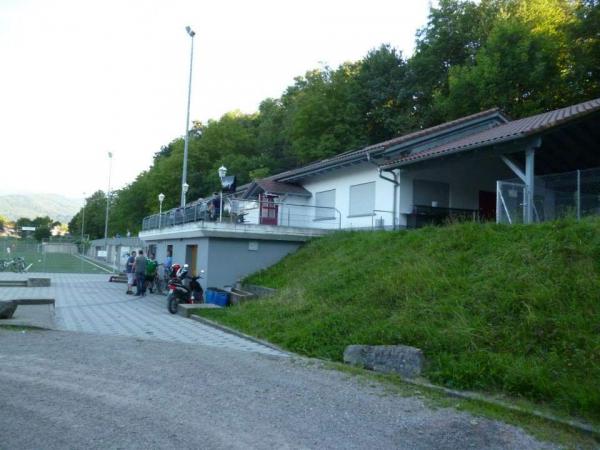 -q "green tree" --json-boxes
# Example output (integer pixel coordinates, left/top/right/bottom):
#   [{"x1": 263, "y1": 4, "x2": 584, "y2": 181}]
[
  {"x1": 568, "y1": 0, "x2": 600, "y2": 99},
  {"x1": 437, "y1": 0, "x2": 578, "y2": 119},
  {"x1": 33, "y1": 226, "x2": 51, "y2": 241},
  {"x1": 68, "y1": 191, "x2": 108, "y2": 240},
  {"x1": 408, "y1": 0, "x2": 502, "y2": 126}
]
